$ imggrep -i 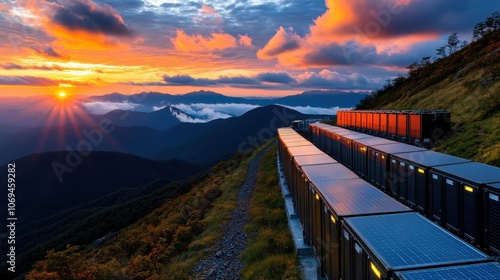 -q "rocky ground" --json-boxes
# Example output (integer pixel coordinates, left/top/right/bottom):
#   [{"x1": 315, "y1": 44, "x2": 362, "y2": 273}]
[{"x1": 193, "y1": 146, "x2": 270, "y2": 279}]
